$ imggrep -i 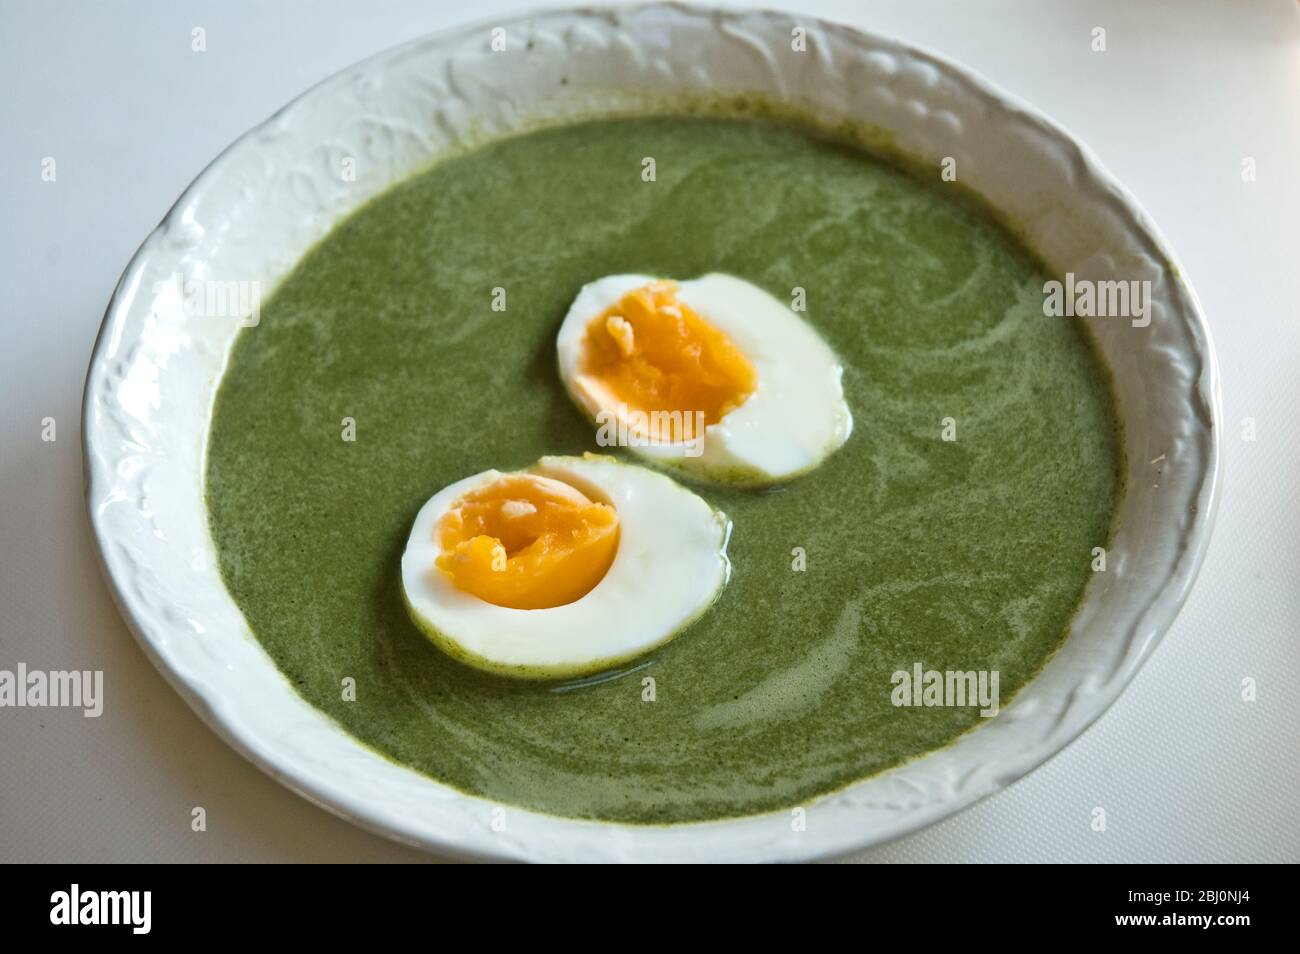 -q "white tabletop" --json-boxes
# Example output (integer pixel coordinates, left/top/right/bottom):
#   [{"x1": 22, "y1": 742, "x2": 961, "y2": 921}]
[{"x1": 2, "y1": 0, "x2": 1297, "y2": 863}]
